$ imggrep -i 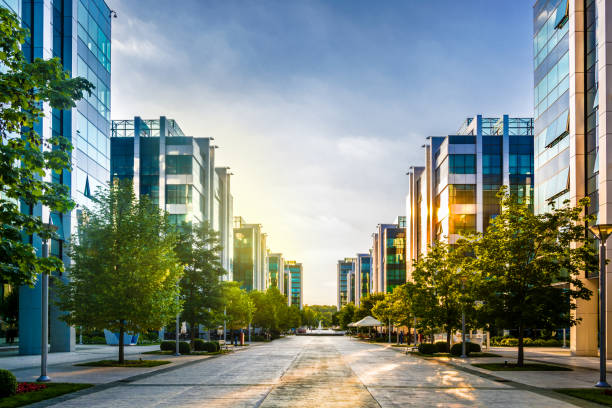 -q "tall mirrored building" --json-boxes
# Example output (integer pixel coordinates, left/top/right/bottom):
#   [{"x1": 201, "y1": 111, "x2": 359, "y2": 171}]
[
  {"x1": 533, "y1": 0, "x2": 612, "y2": 357},
  {"x1": 267, "y1": 252, "x2": 285, "y2": 294},
  {"x1": 337, "y1": 258, "x2": 355, "y2": 310},
  {"x1": 354, "y1": 253, "x2": 371, "y2": 307},
  {"x1": 18, "y1": 0, "x2": 112, "y2": 355}
]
